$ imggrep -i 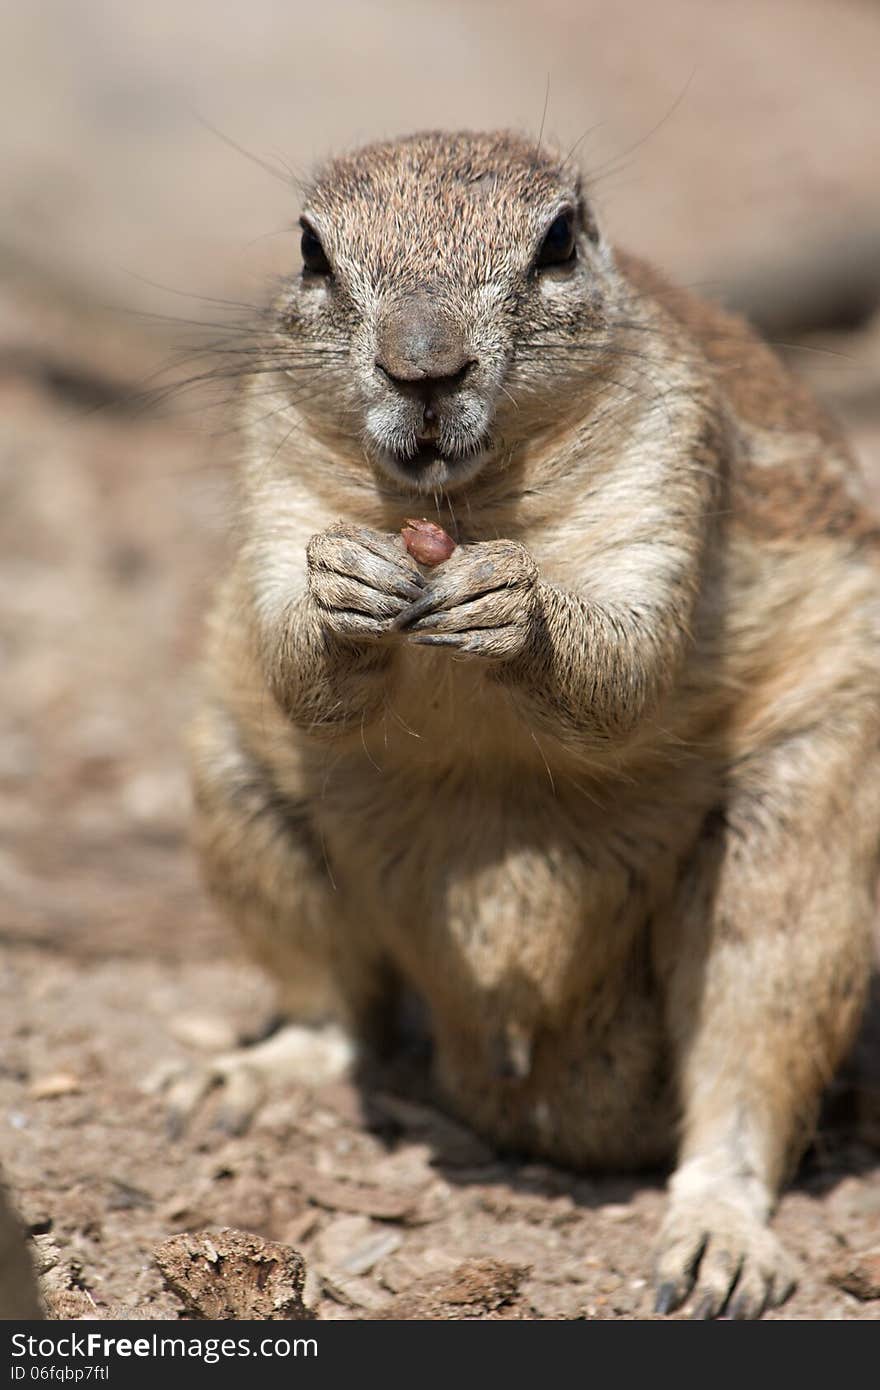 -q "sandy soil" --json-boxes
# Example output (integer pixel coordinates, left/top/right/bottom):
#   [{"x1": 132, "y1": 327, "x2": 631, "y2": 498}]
[{"x1": 1, "y1": 0, "x2": 879, "y2": 1322}]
